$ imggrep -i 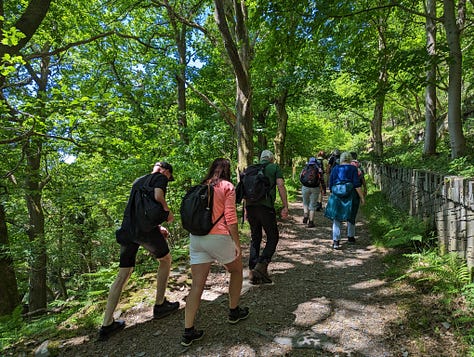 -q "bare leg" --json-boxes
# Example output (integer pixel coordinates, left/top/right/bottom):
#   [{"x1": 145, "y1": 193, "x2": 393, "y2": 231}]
[
  {"x1": 102, "y1": 267, "x2": 133, "y2": 326},
  {"x1": 184, "y1": 263, "x2": 211, "y2": 328},
  {"x1": 224, "y1": 256, "x2": 243, "y2": 309},
  {"x1": 155, "y1": 253, "x2": 172, "y2": 305}
]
